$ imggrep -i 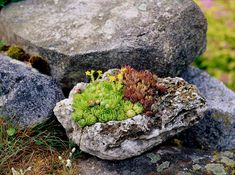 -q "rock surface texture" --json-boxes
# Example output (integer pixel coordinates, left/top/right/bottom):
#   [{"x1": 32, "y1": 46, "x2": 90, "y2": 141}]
[
  {"x1": 77, "y1": 146, "x2": 235, "y2": 175},
  {"x1": 179, "y1": 66, "x2": 235, "y2": 150},
  {"x1": 0, "y1": 0, "x2": 207, "y2": 91},
  {"x1": 54, "y1": 73, "x2": 206, "y2": 160},
  {"x1": 0, "y1": 55, "x2": 64, "y2": 127}
]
